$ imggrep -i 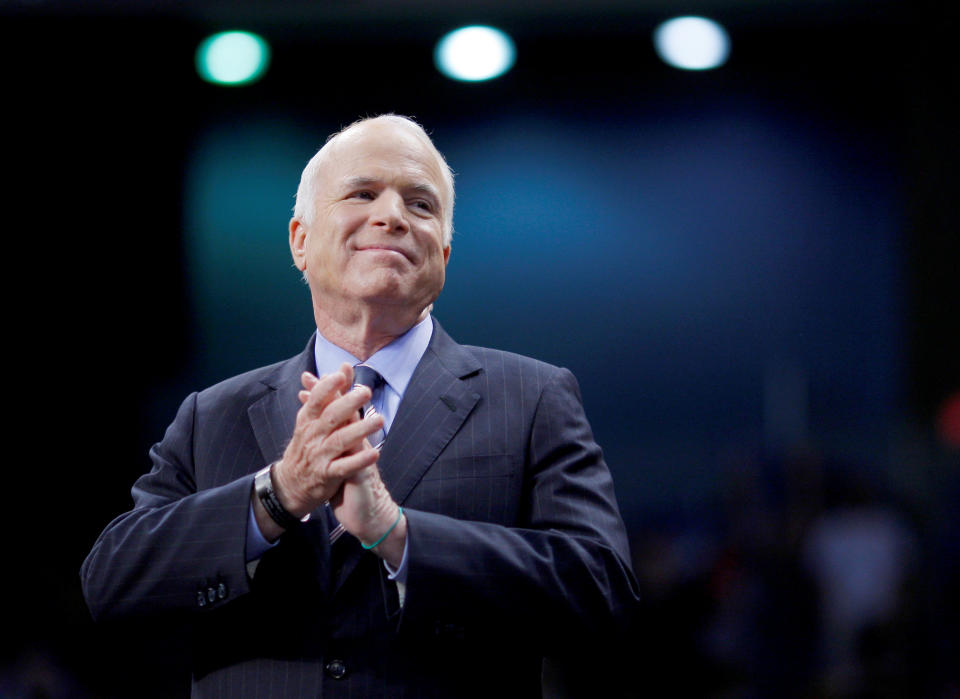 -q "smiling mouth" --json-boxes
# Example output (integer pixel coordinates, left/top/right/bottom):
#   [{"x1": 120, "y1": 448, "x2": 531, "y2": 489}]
[{"x1": 356, "y1": 245, "x2": 413, "y2": 261}]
